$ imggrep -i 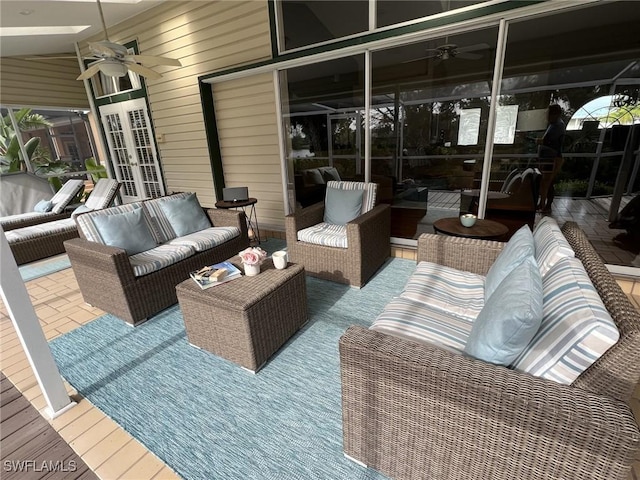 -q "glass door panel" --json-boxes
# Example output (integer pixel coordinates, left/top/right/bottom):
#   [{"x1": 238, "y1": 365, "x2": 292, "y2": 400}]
[
  {"x1": 99, "y1": 98, "x2": 165, "y2": 203},
  {"x1": 280, "y1": 54, "x2": 365, "y2": 208},
  {"x1": 493, "y1": 2, "x2": 640, "y2": 262},
  {"x1": 371, "y1": 27, "x2": 499, "y2": 239}
]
